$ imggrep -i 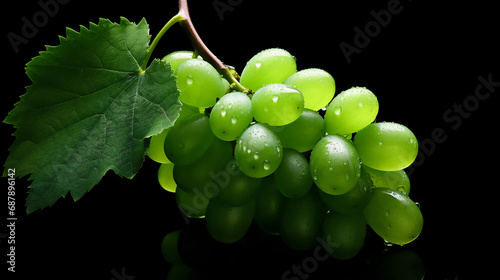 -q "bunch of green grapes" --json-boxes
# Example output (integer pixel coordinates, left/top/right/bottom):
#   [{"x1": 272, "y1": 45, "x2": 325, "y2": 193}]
[{"x1": 150, "y1": 48, "x2": 423, "y2": 265}]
